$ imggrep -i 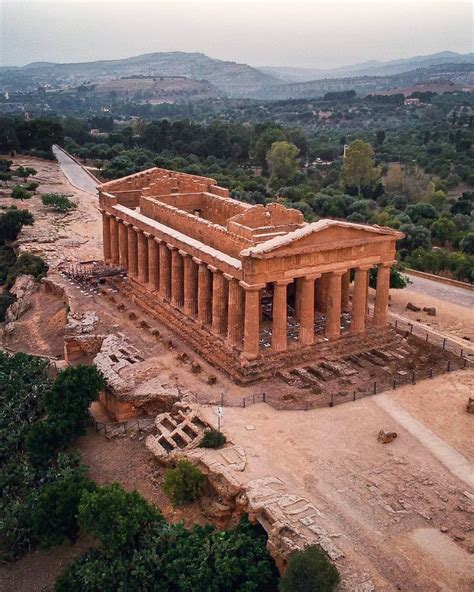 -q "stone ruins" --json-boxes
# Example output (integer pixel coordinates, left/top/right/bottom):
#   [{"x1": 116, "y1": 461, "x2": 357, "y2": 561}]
[{"x1": 99, "y1": 168, "x2": 403, "y2": 380}]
